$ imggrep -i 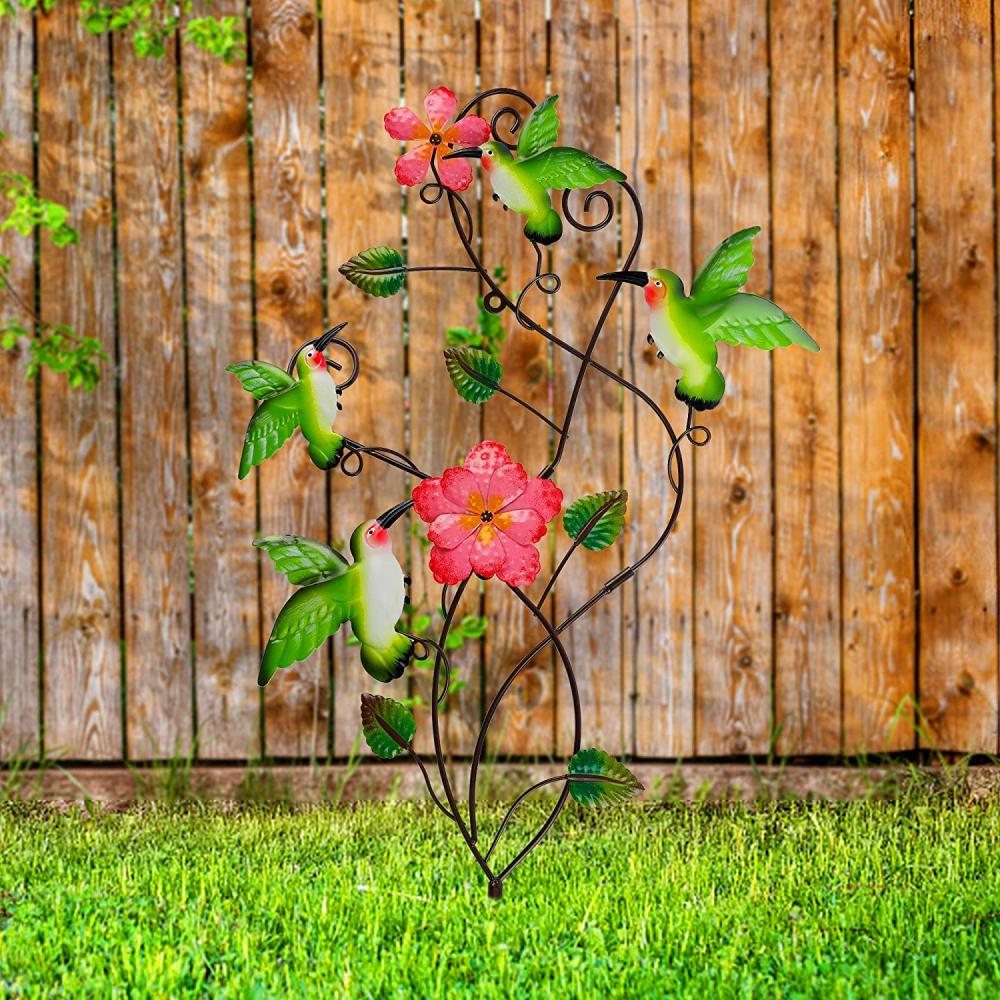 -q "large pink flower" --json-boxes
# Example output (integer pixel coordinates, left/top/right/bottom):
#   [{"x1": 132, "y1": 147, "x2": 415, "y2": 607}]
[
  {"x1": 412, "y1": 441, "x2": 563, "y2": 588},
  {"x1": 383, "y1": 86, "x2": 490, "y2": 192}
]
